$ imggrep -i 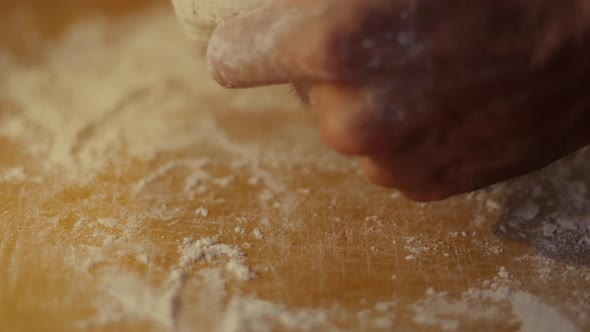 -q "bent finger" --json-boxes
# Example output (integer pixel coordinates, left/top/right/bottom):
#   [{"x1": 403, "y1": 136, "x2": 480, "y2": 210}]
[{"x1": 207, "y1": 0, "x2": 400, "y2": 88}]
